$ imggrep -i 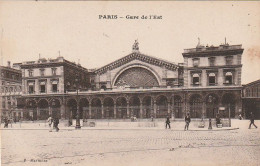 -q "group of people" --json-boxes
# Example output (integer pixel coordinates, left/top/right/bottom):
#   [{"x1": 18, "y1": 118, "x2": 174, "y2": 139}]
[
  {"x1": 165, "y1": 113, "x2": 191, "y2": 130},
  {"x1": 3, "y1": 117, "x2": 9, "y2": 128},
  {"x1": 47, "y1": 116, "x2": 60, "y2": 132},
  {"x1": 165, "y1": 112, "x2": 258, "y2": 130}
]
